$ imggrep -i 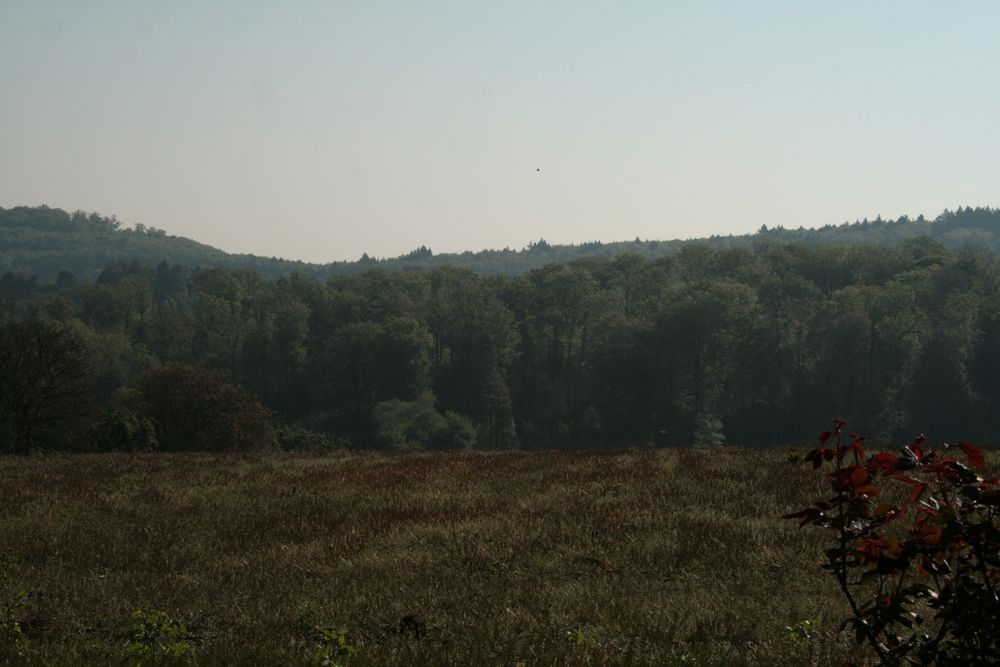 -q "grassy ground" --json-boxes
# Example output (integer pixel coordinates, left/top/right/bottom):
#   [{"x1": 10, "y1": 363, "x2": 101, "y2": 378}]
[{"x1": 0, "y1": 448, "x2": 887, "y2": 665}]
